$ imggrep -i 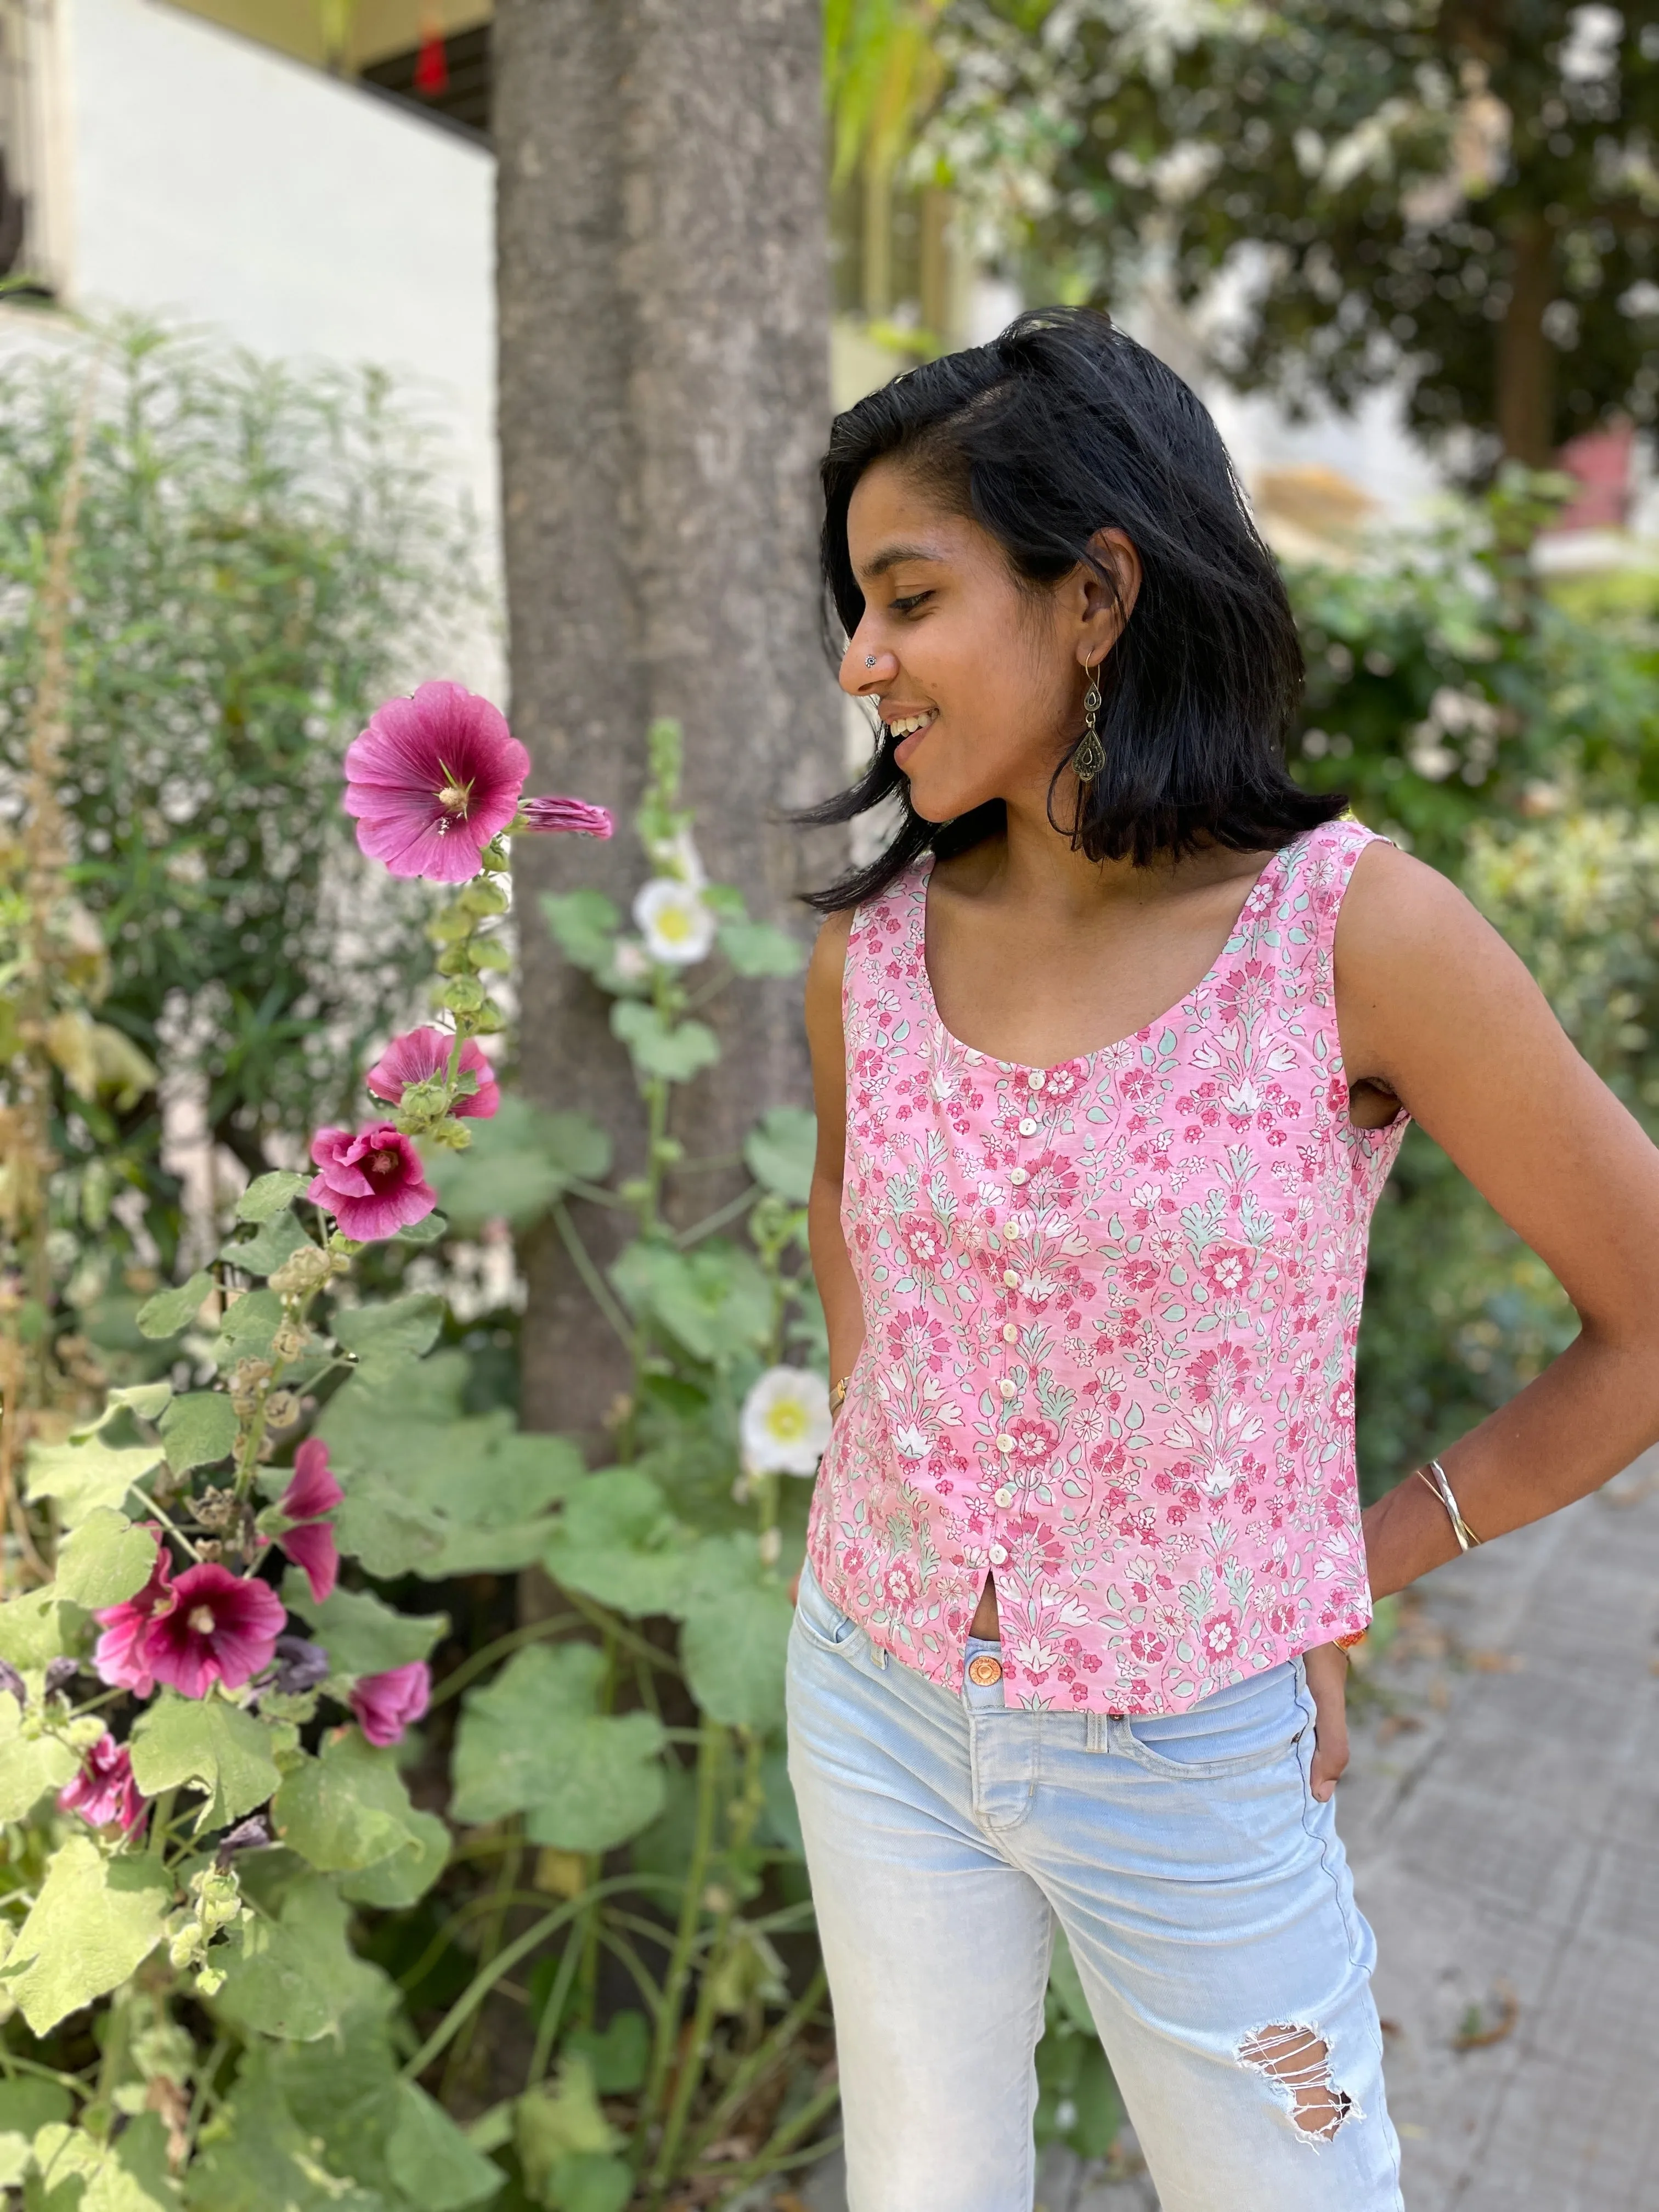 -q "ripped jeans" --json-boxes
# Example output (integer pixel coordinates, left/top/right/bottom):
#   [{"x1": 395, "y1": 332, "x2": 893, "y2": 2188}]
[{"x1": 787, "y1": 1560, "x2": 1404, "y2": 2212}]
